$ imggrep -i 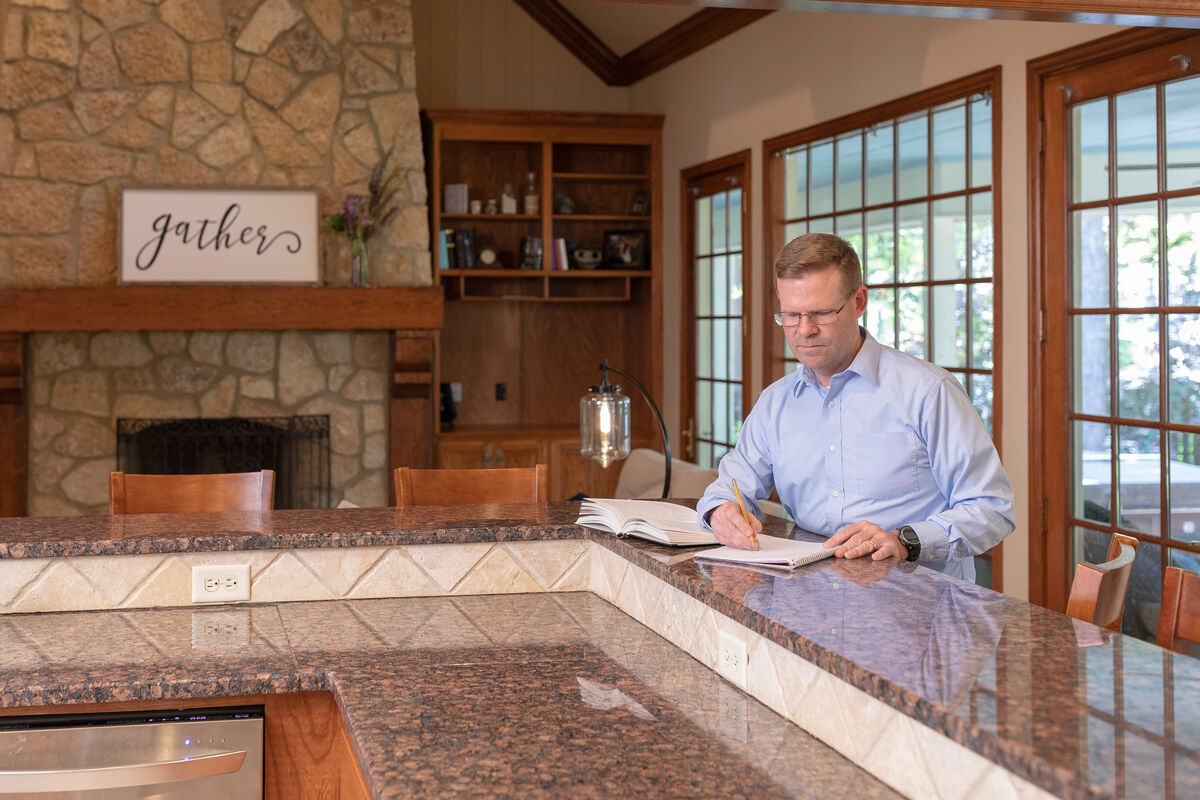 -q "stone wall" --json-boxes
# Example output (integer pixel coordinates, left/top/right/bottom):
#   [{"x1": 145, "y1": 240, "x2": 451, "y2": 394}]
[
  {"x1": 0, "y1": 0, "x2": 429, "y2": 286},
  {"x1": 28, "y1": 329, "x2": 390, "y2": 514}
]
